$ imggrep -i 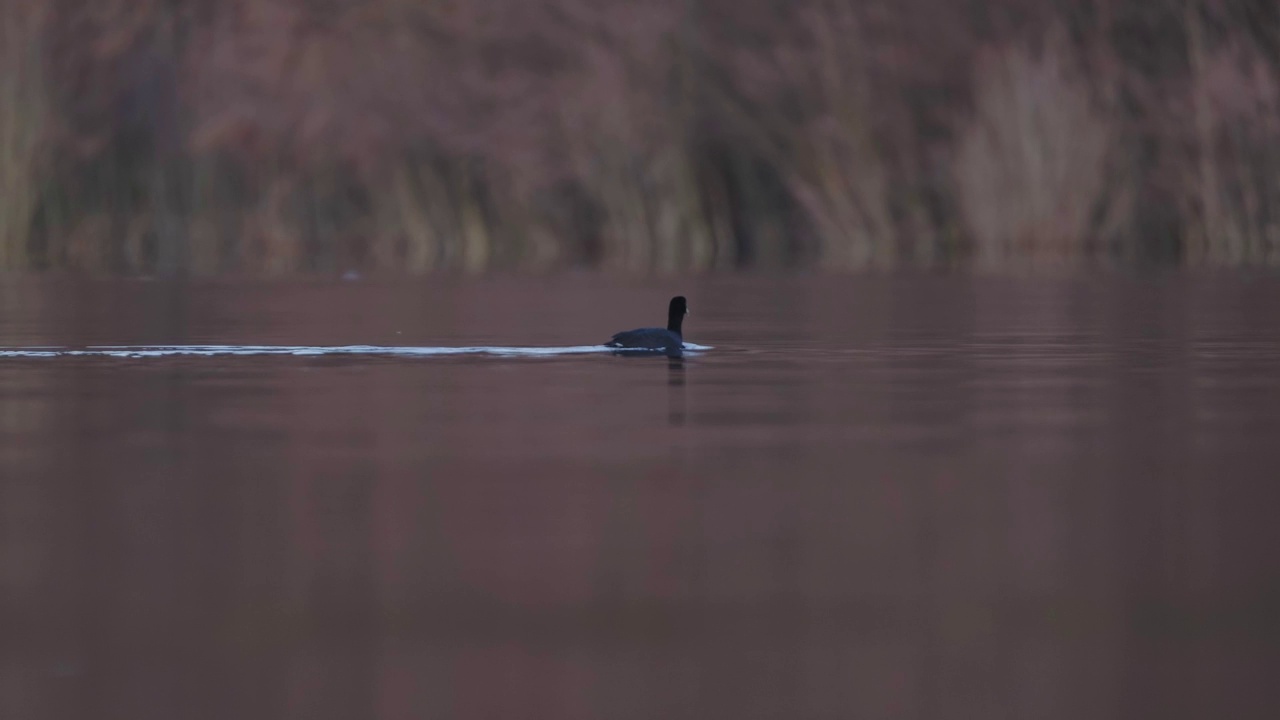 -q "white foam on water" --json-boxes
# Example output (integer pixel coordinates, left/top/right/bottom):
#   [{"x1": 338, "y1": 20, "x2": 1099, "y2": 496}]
[{"x1": 0, "y1": 343, "x2": 712, "y2": 359}]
